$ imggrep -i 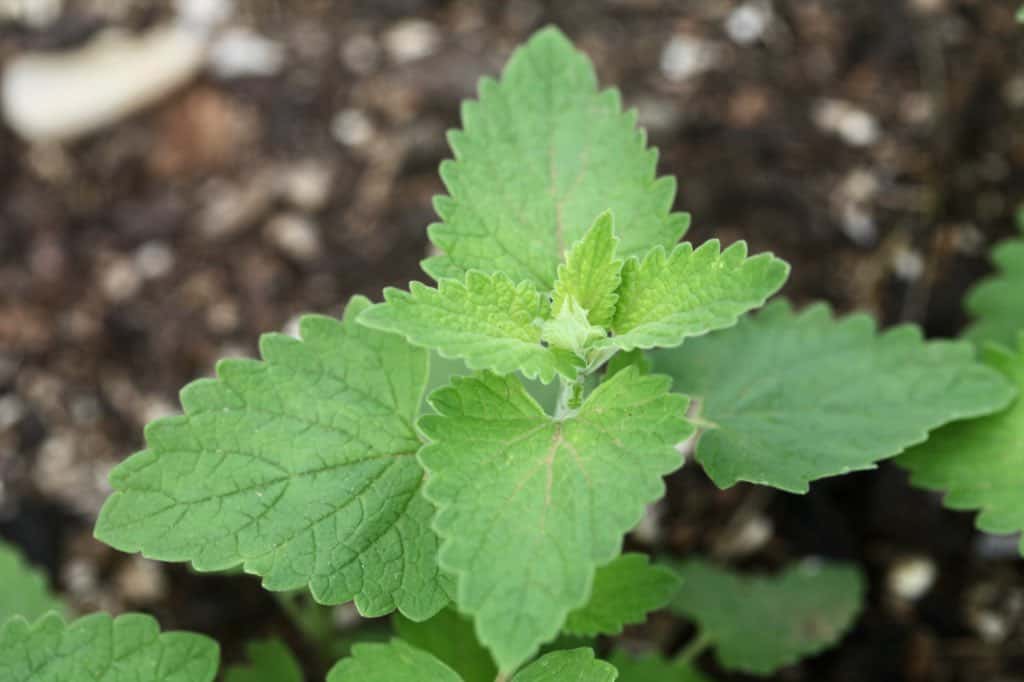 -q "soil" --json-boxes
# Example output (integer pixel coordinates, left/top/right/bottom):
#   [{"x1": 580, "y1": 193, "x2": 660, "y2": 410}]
[{"x1": 1, "y1": 1, "x2": 1023, "y2": 680}]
